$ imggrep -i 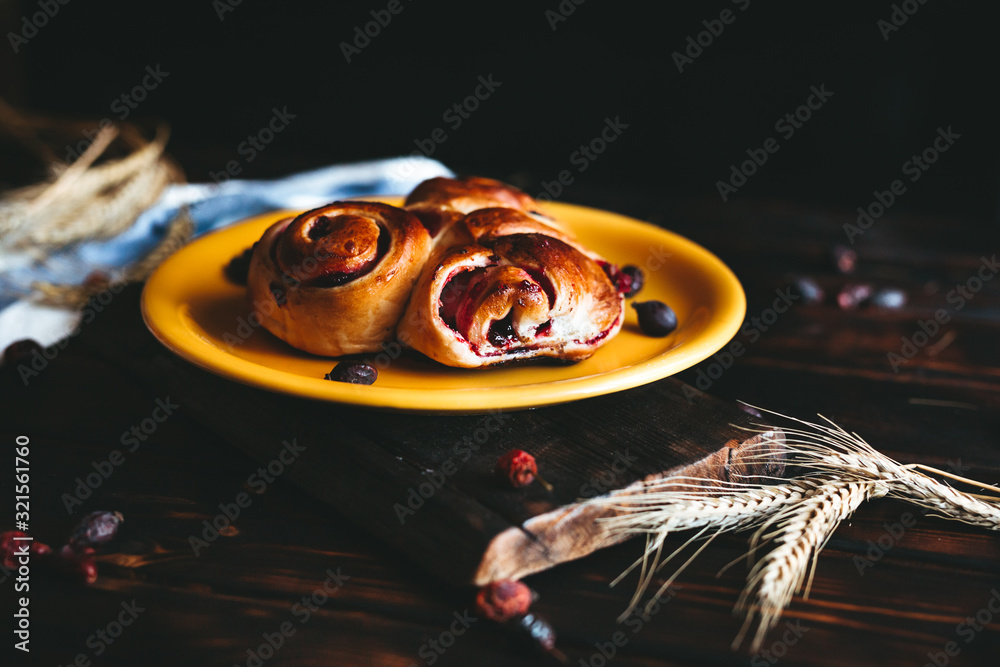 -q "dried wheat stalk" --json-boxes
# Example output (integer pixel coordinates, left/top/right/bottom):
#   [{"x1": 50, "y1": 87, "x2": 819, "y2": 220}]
[
  {"x1": 31, "y1": 207, "x2": 194, "y2": 309},
  {"x1": 735, "y1": 478, "x2": 880, "y2": 651},
  {"x1": 594, "y1": 478, "x2": 817, "y2": 620},
  {"x1": 1, "y1": 105, "x2": 186, "y2": 306},
  {"x1": 596, "y1": 406, "x2": 1000, "y2": 654}
]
